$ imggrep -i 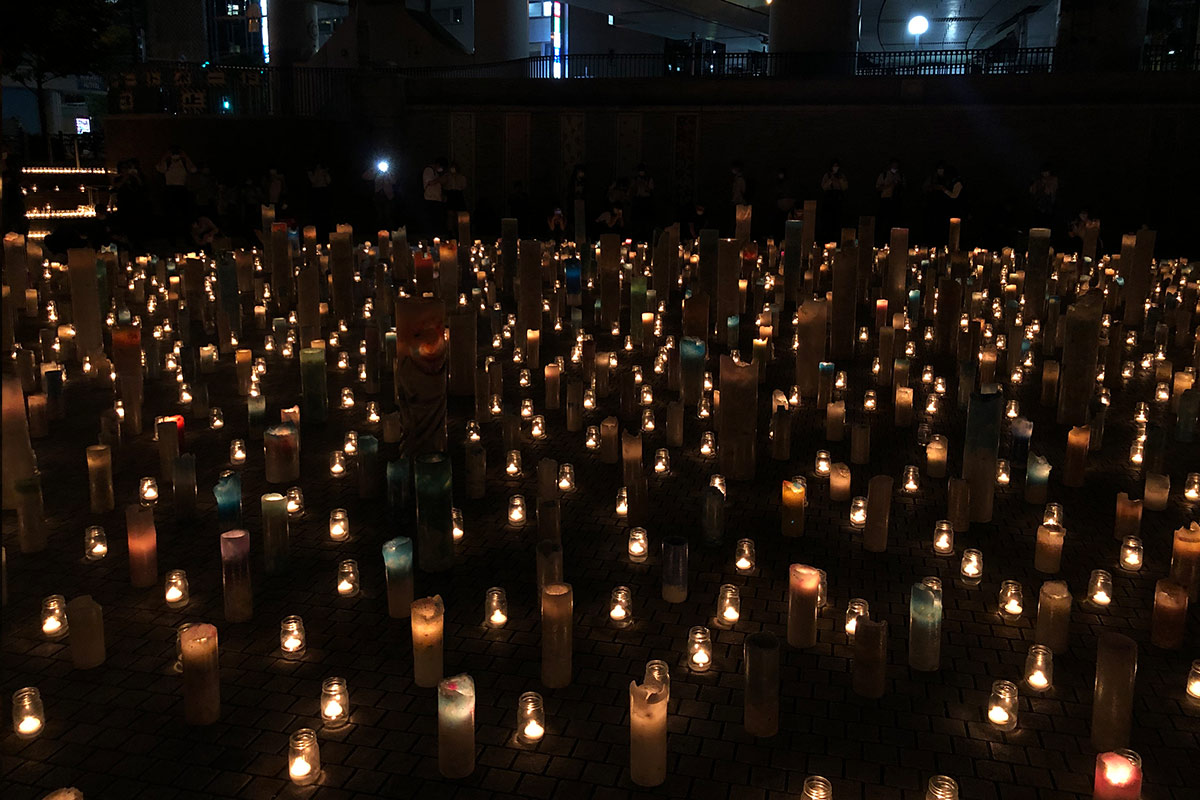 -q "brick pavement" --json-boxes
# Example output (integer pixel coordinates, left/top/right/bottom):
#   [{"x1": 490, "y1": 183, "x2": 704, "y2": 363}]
[{"x1": 2, "y1": 253, "x2": 1199, "y2": 800}]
